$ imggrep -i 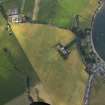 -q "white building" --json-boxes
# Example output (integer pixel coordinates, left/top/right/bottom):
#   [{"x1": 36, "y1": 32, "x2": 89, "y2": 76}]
[{"x1": 8, "y1": 8, "x2": 26, "y2": 23}]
